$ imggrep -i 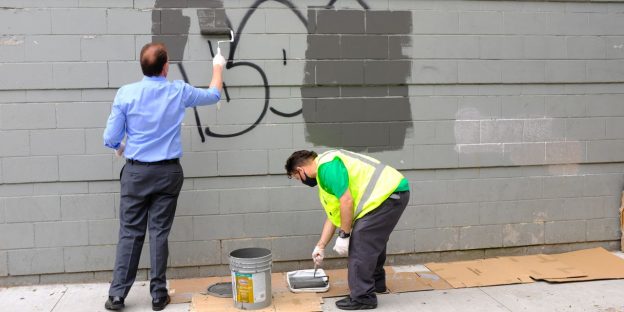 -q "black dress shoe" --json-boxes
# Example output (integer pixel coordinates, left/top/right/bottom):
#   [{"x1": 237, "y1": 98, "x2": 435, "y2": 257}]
[
  {"x1": 335, "y1": 297, "x2": 377, "y2": 310},
  {"x1": 104, "y1": 296, "x2": 124, "y2": 310},
  {"x1": 152, "y1": 295, "x2": 171, "y2": 311}
]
